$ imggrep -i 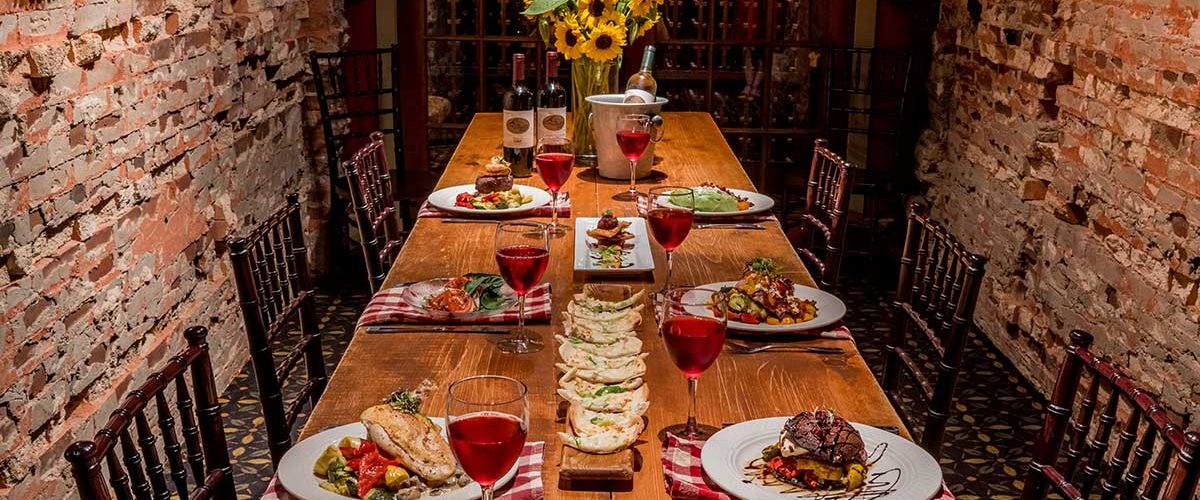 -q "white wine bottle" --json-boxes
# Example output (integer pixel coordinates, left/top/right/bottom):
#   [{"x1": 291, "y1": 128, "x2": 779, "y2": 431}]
[{"x1": 623, "y1": 45, "x2": 657, "y2": 103}]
